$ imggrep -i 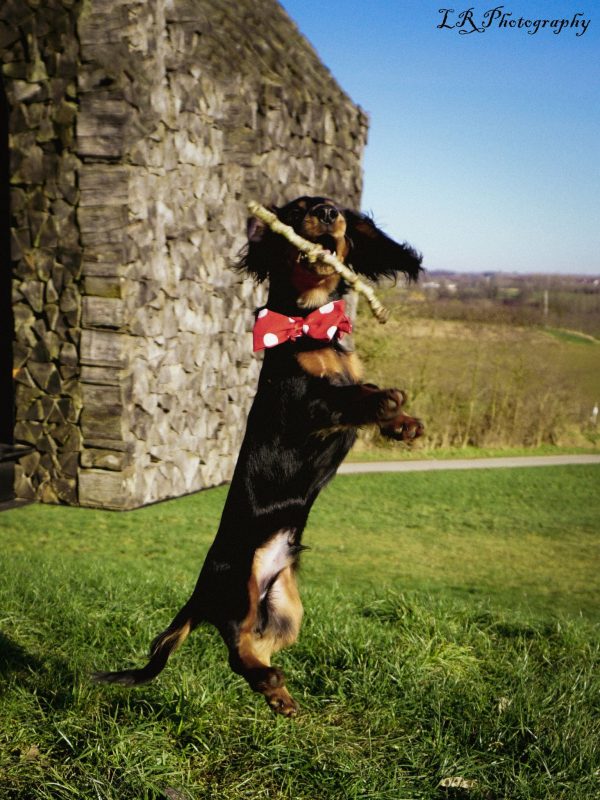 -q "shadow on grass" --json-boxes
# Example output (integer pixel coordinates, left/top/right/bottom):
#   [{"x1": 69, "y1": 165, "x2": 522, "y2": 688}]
[
  {"x1": 0, "y1": 630, "x2": 42, "y2": 677},
  {"x1": 0, "y1": 630, "x2": 83, "y2": 714}
]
